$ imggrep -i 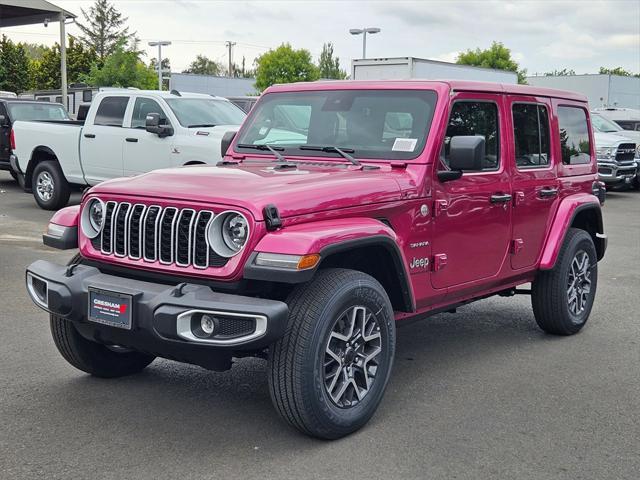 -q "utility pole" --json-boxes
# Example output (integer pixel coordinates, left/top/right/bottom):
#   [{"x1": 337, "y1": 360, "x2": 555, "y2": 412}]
[
  {"x1": 148, "y1": 41, "x2": 171, "y2": 90},
  {"x1": 225, "y1": 41, "x2": 236, "y2": 78},
  {"x1": 349, "y1": 27, "x2": 381, "y2": 59},
  {"x1": 59, "y1": 13, "x2": 67, "y2": 110}
]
